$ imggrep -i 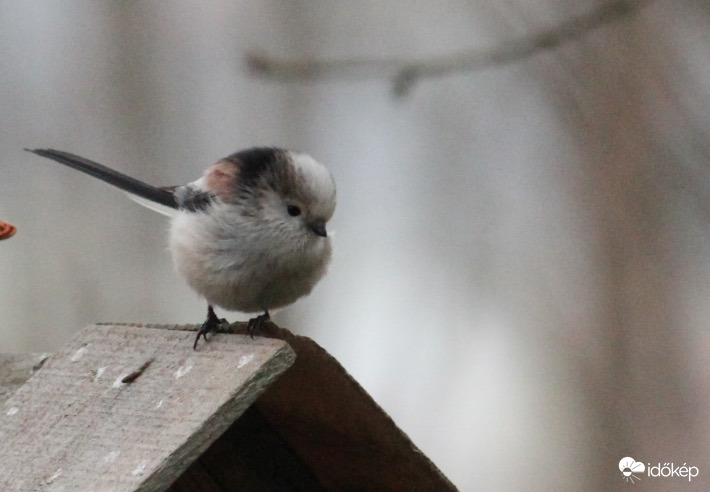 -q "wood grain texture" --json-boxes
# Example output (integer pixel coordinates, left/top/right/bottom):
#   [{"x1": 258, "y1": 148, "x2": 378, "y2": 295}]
[
  {"x1": 253, "y1": 324, "x2": 458, "y2": 491},
  {"x1": 0, "y1": 353, "x2": 49, "y2": 405},
  {"x1": 156, "y1": 321, "x2": 458, "y2": 491},
  {"x1": 0, "y1": 324, "x2": 295, "y2": 492}
]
